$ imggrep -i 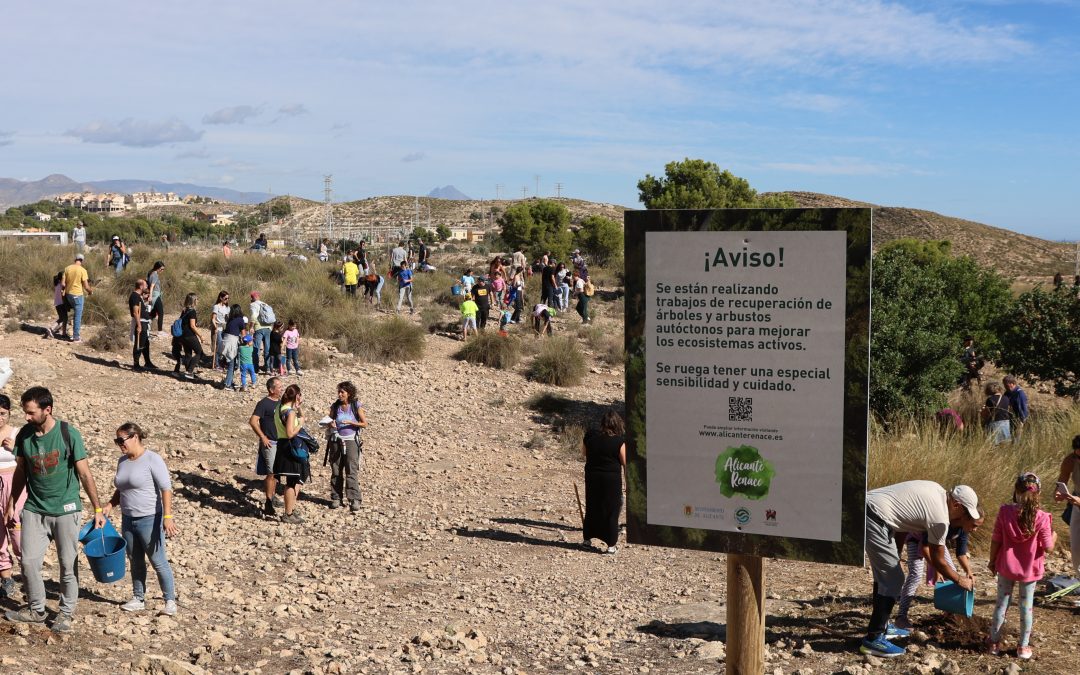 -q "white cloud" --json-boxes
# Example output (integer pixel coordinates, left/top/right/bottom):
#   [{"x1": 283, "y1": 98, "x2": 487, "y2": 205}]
[
  {"x1": 278, "y1": 103, "x2": 308, "y2": 116},
  {"x1": 203, "y1": 105, "x2": 261, "y2": 125},
  {"x1": 65, "y1": 118, "x2": 203, "y2": 147},
  {"x1": 0, "y1": 131, "x2": 13, "y2": 147},
  {"x1": 401, "y1": 152, "x2": 425, "y2": 163},
  {"x1": 776, "y1": 93, "x2": 852, "y2": 114}
]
